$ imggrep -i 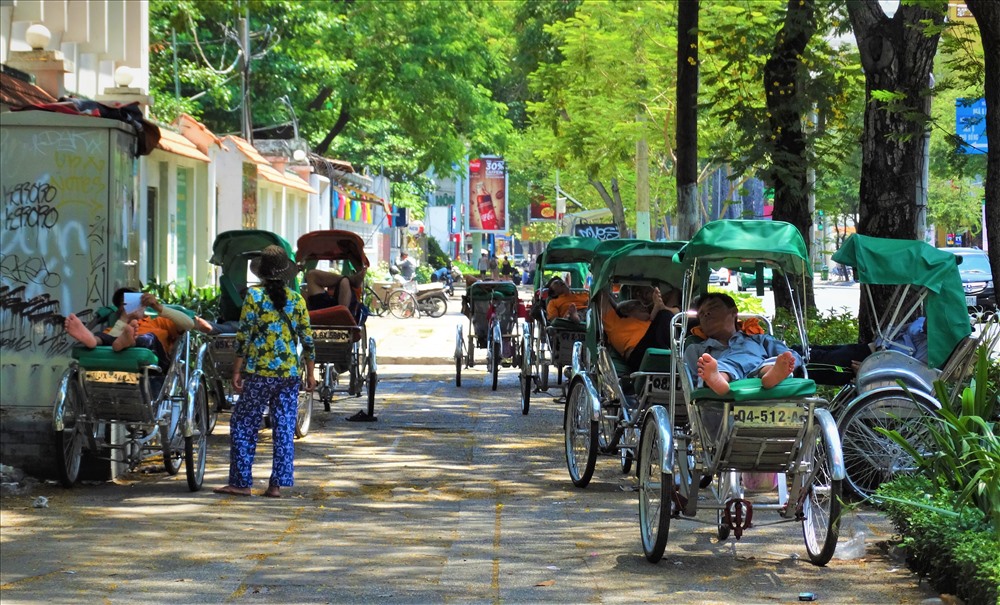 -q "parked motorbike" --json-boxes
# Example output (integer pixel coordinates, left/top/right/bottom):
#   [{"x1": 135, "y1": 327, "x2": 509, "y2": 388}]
[
  {"x1": 431, "y1": 266, "x2": 458, "y2": 297},
  {"x1": 413, "y1": 282, "x2": 449, "y2": 318}
]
